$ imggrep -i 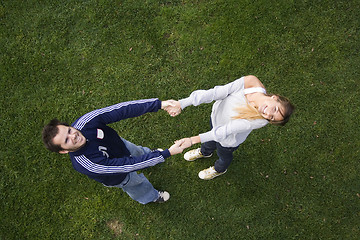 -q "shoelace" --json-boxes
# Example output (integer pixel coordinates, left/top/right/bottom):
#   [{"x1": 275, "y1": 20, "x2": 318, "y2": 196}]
[
  {"x1": 194, "y1": 149, "x2": 202, "y2": 156},
  {"x1": 205, "y1": 167, "x2": 215, "y2": 174}
]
